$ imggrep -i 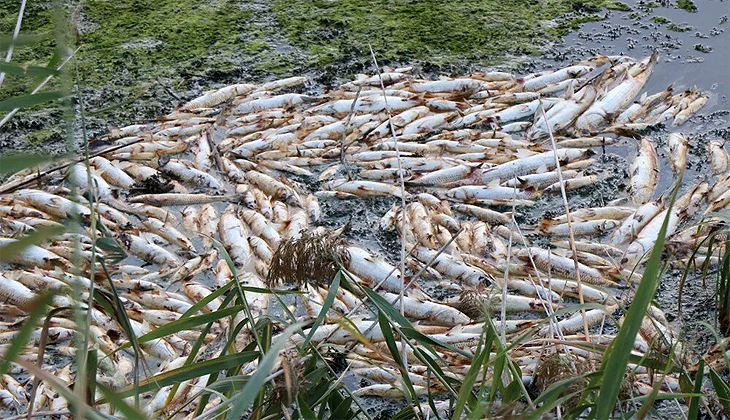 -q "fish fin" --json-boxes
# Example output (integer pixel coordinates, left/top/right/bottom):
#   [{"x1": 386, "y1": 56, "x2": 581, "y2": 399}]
[{"x1": 563, "y1": 80, "x2": 576, "y2": 99}]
